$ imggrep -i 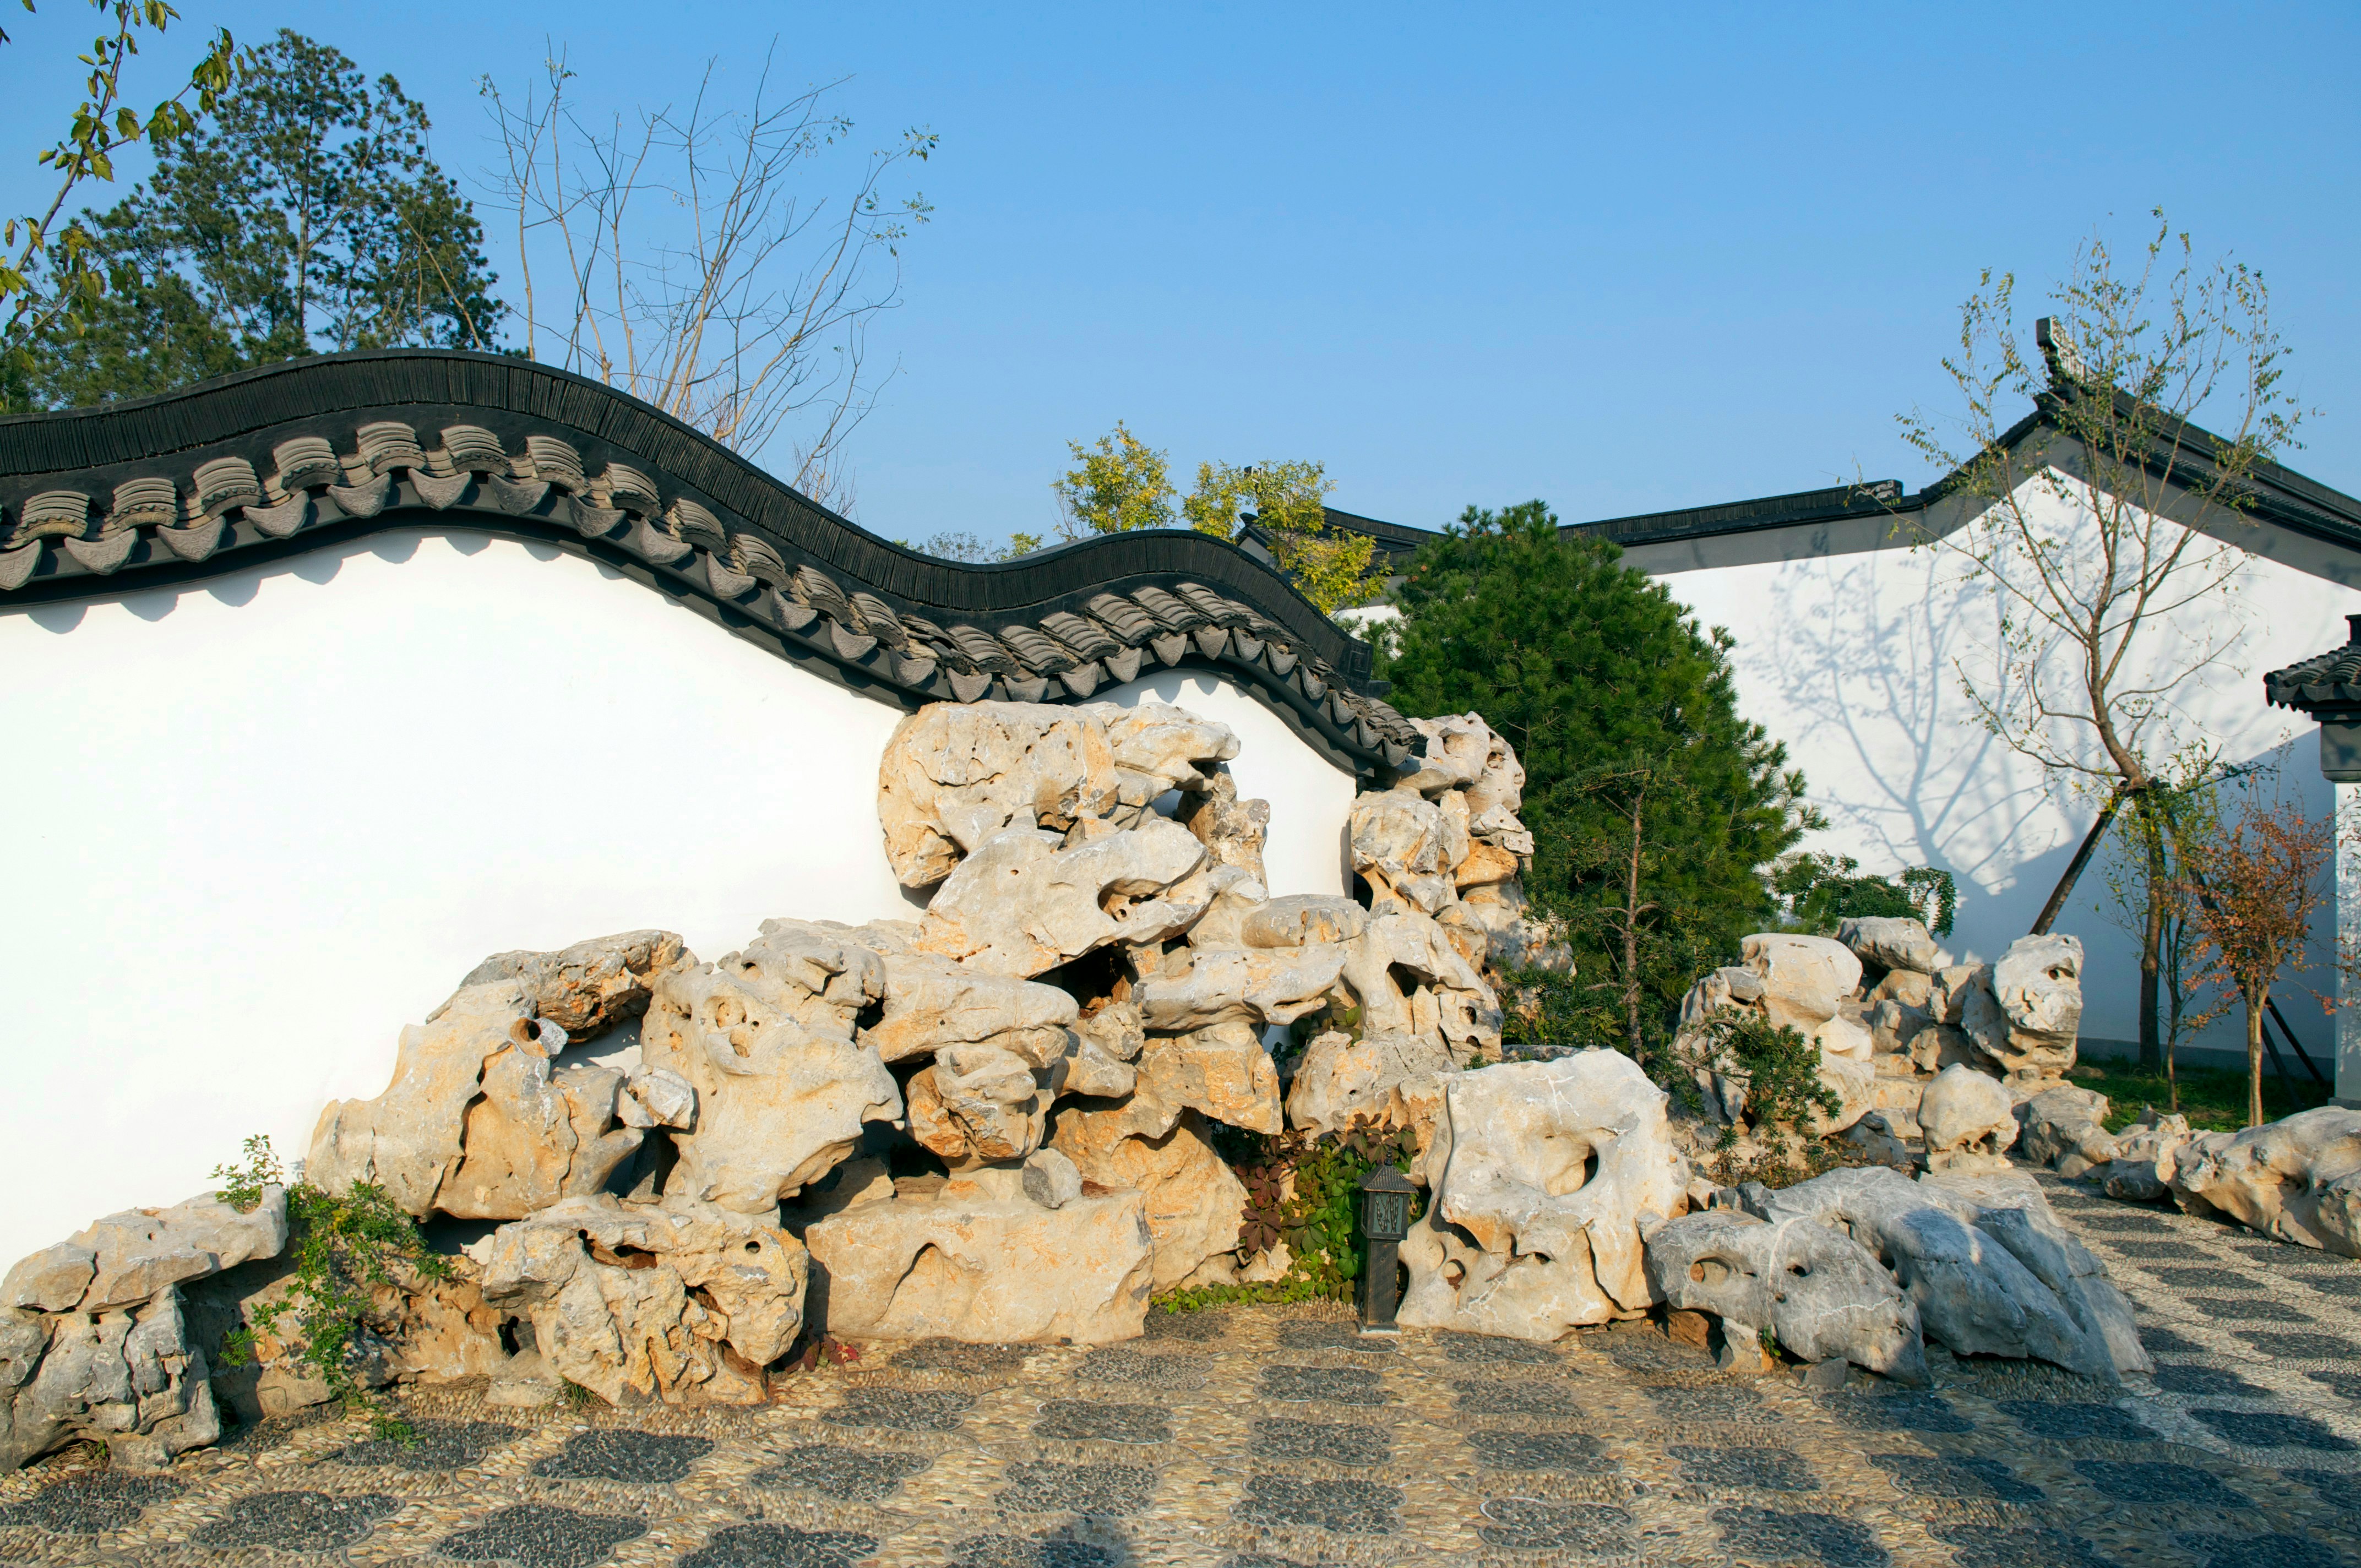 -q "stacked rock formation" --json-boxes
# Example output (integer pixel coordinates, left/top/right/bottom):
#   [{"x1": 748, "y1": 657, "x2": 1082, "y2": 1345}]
[
  {"x1": 0, "y1": 700, "x2": 1539, "y2": 1467},
  {"x1": 1677, "y1": 916, "x2": 2088, "y2": 1167}
]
